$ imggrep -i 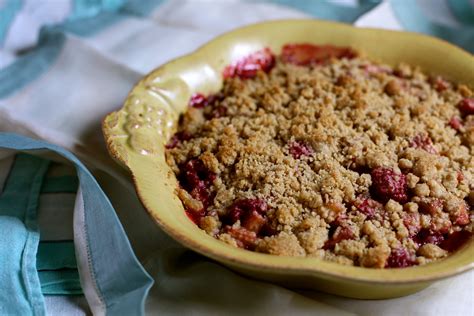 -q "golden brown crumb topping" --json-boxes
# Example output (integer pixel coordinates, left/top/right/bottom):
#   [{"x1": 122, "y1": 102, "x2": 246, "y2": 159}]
[{"x1": 165, "y1": 45, "x2": 473, "y2": 268}]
